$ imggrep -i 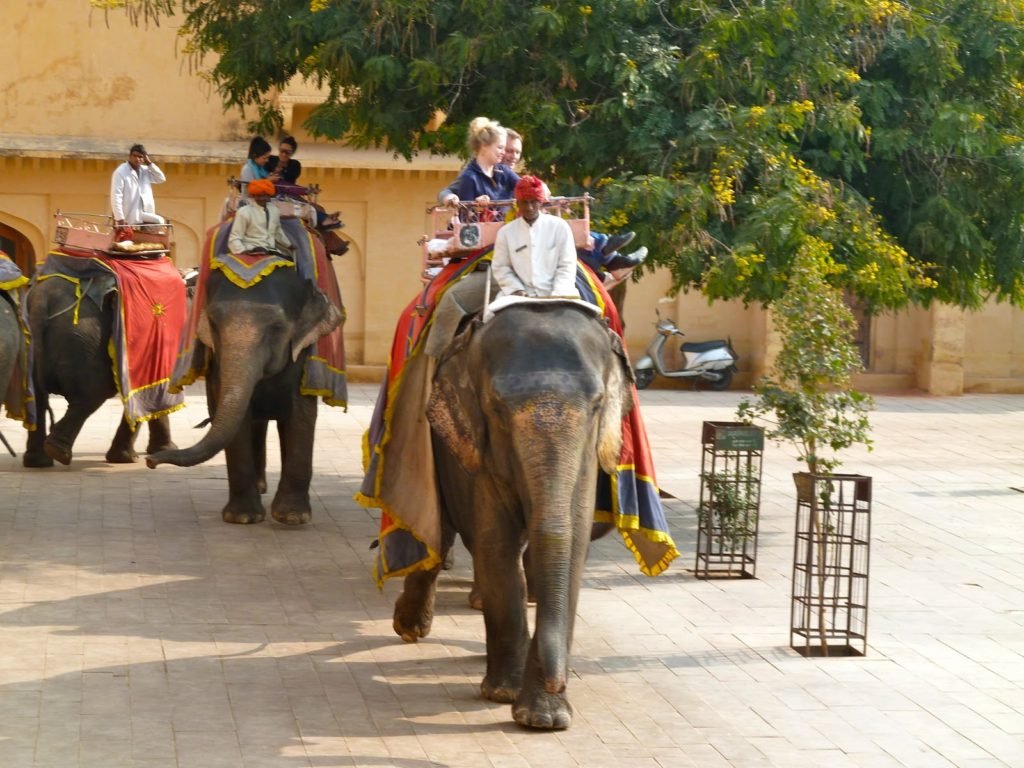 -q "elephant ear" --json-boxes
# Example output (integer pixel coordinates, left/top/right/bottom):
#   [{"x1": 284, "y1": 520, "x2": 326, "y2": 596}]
[
  {"x1": 426, "y1": 355, "x2": 485, "y2": 474},
  {"x1": 596, "y1": 327, "x2": 633, "y2": 474},
  {"x1": 292, "y1": 286, "x2": 343, "y2": 362},
  {"x1": 196, "y1": 307, "x2": 213, "y2": 349}
]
